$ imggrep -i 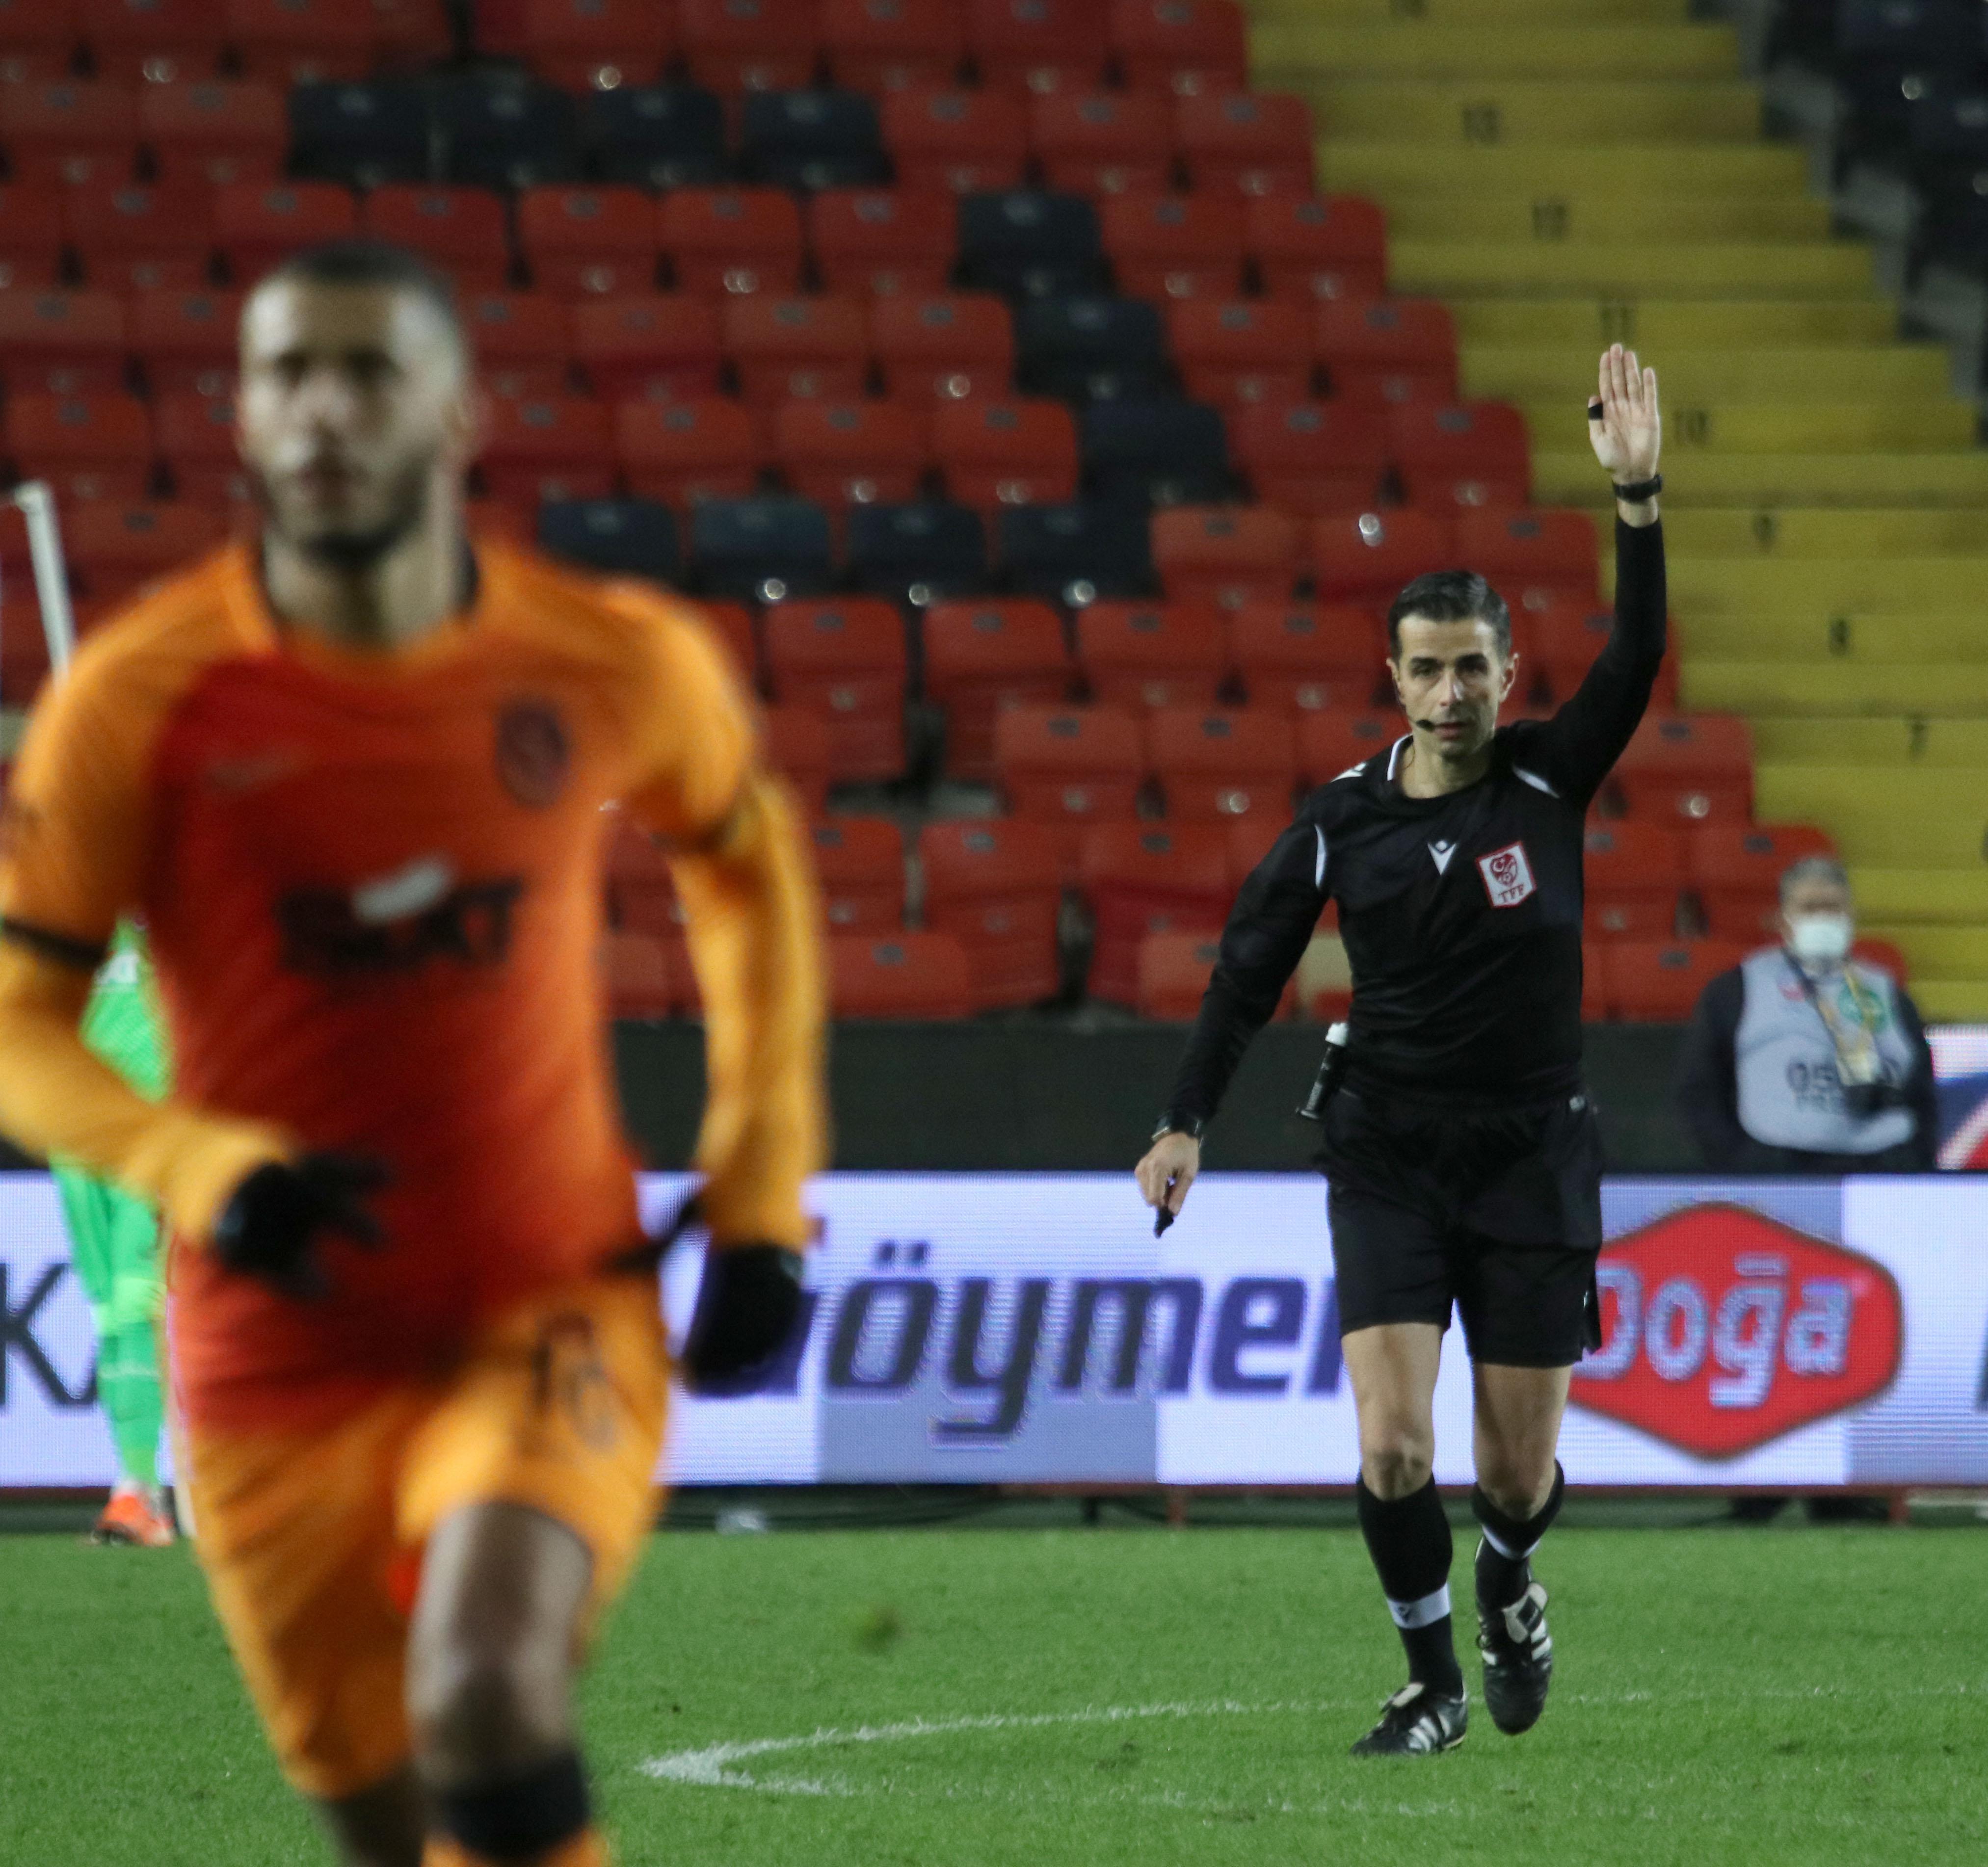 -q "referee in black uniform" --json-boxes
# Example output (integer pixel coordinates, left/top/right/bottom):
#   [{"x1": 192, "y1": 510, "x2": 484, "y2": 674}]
[{"x1": 1137, "y1": 346, "x2": 1665, "y2": 1757}]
